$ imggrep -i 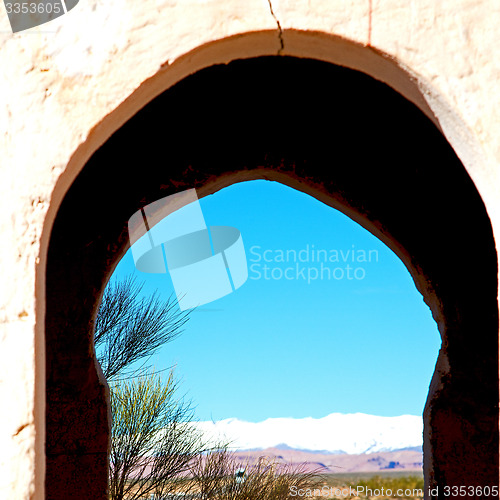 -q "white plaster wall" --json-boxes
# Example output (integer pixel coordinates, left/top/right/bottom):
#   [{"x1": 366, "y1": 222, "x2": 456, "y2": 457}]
[{"x1": 0, "y1": 0, "x2": 498, "y2": 497}]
